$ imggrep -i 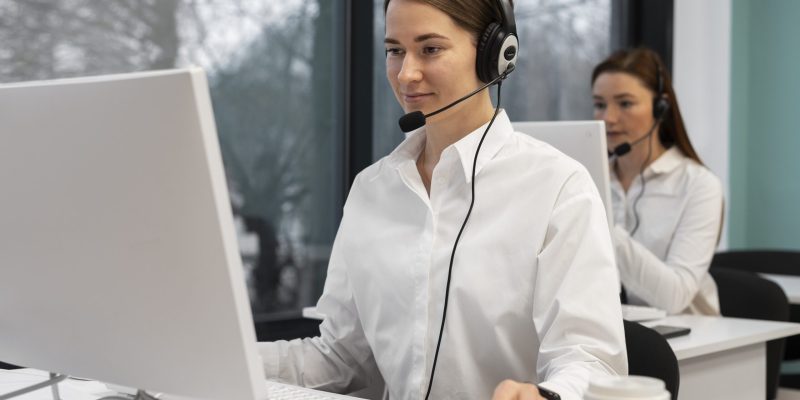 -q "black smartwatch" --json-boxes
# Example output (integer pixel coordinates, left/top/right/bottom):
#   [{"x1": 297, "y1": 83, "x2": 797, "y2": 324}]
[{"x1": 537, "y1": 385, "x2": 561, "y2": 400}]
